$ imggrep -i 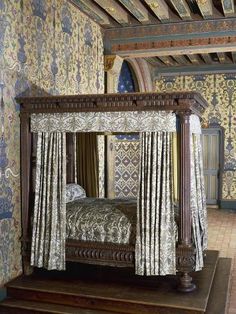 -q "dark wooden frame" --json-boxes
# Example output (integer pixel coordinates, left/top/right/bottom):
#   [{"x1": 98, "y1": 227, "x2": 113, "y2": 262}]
[{"x1": 17, "y1": 91, "x2": 208, "y2": 292}]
